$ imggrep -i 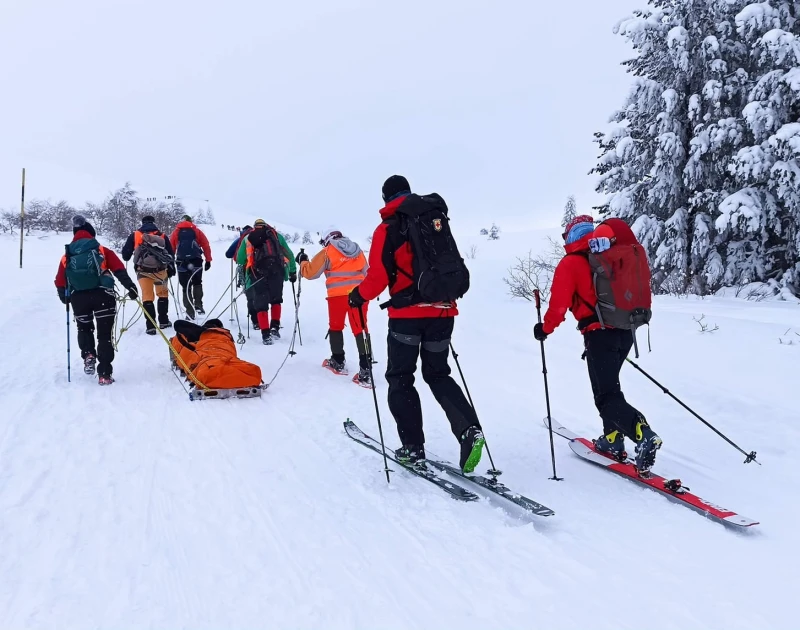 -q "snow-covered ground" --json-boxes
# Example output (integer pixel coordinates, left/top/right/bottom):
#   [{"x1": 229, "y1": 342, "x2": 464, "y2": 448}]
[{"x1": 0, "y1": 223, "x2": 797, "y2": 629}]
